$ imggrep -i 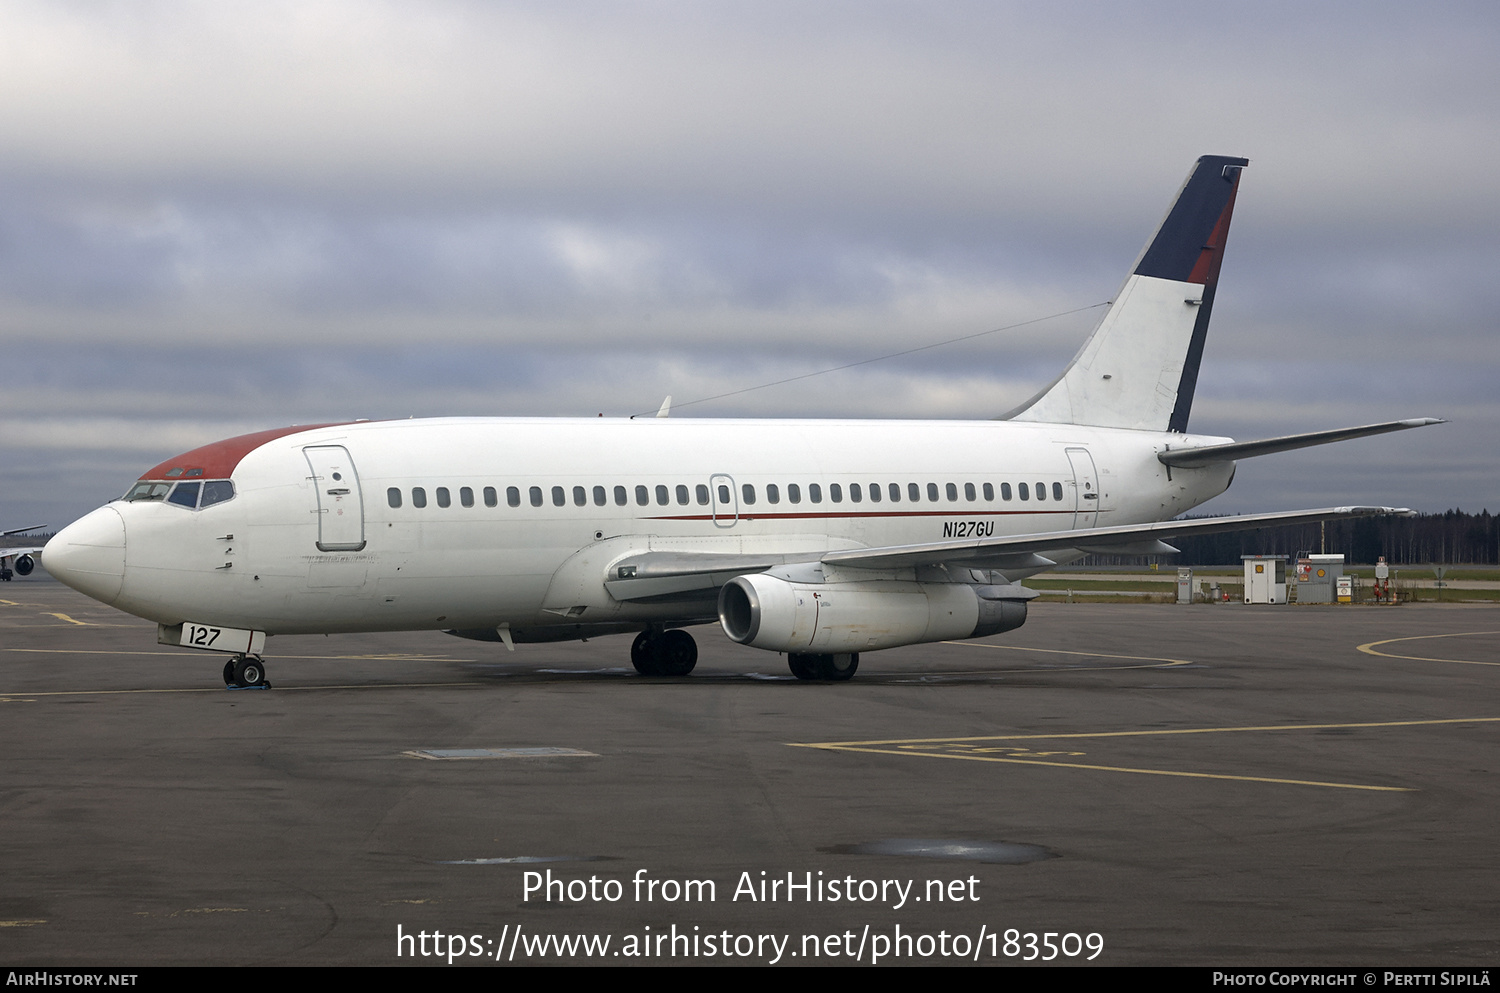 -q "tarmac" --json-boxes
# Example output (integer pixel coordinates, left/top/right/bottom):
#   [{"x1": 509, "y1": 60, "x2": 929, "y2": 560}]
[{"x1": 1, "y1": 576, "x2": 1497, "y2": 966}]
